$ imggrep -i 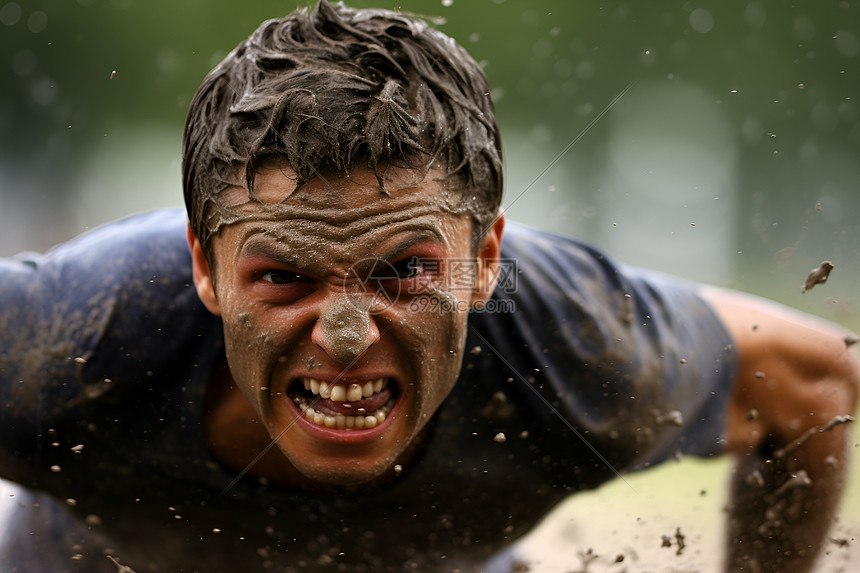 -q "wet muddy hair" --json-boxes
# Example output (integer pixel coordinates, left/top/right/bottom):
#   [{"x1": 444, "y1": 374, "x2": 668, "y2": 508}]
[{"x1": 182, "y1": 0, "x2": 503, "y2": 252}]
